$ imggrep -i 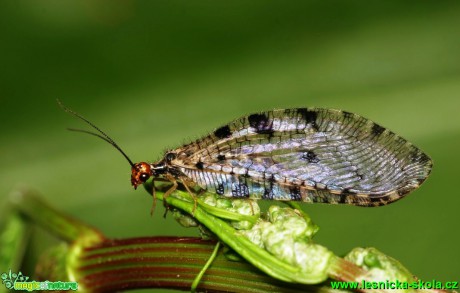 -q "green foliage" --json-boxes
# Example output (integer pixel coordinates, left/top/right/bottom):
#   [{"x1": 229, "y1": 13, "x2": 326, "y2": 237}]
[{"x1": 5, "y1": 189, "x2": 443, "y2": 293}]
